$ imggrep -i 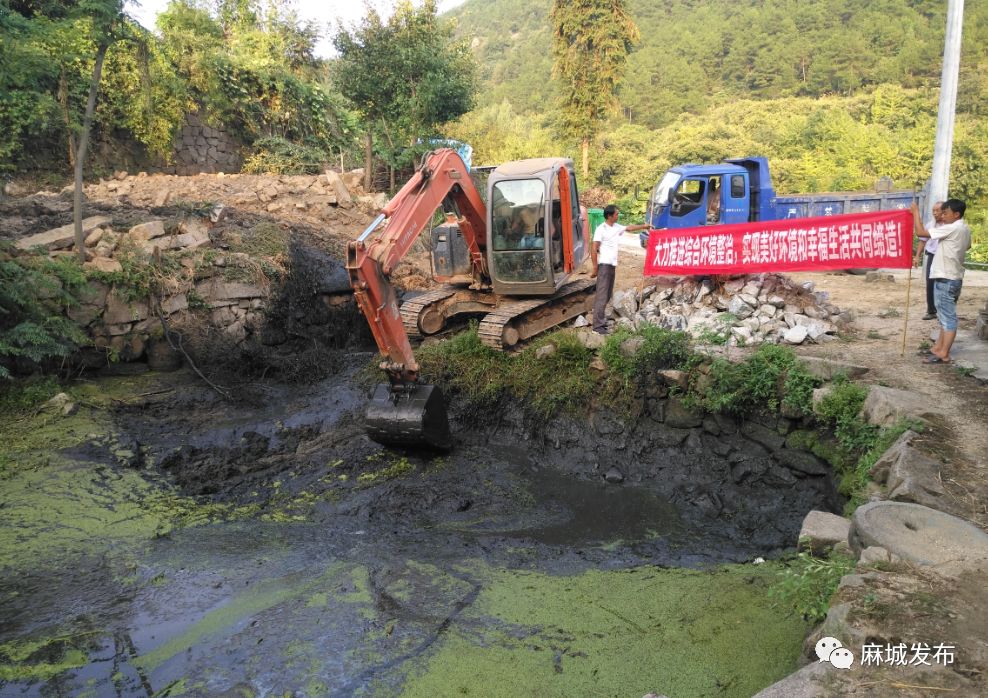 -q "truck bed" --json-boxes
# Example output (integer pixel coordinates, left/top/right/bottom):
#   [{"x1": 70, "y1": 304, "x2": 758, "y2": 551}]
[{"x1": 771, "y1": 189, "x2": 916, "y2": 219}]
